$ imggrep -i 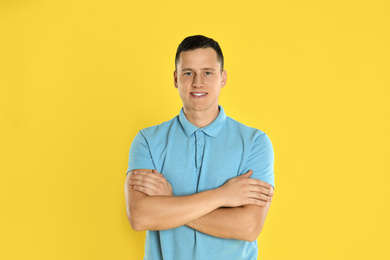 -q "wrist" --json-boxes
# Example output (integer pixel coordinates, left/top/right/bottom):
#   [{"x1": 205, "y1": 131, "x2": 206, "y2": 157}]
[{"x1": 212, "y1": 187, "x2": 226, "y2": 207}]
